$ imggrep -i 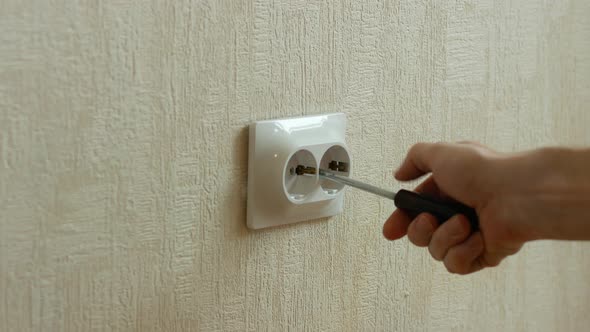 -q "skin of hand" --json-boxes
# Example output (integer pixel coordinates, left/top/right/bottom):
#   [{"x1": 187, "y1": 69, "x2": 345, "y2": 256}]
[{"x1": 383, "y1": 142, "x2": 590, "y2": 275}]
